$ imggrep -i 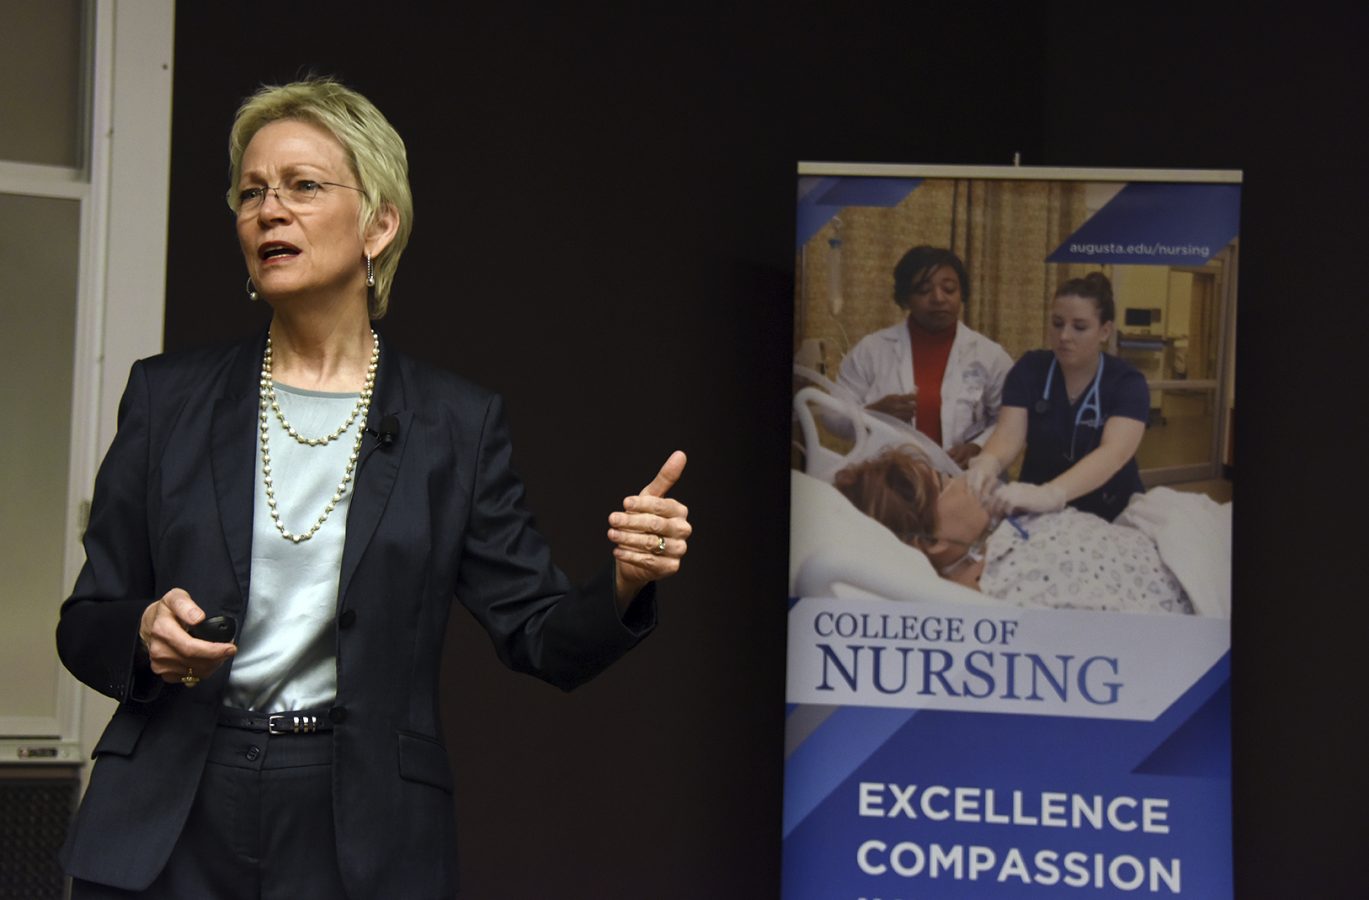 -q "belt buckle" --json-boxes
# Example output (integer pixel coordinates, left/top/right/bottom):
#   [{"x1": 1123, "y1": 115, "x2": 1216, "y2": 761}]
[{"x1": 267, "y1": 713, "x2": 318, "y2": 735}]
